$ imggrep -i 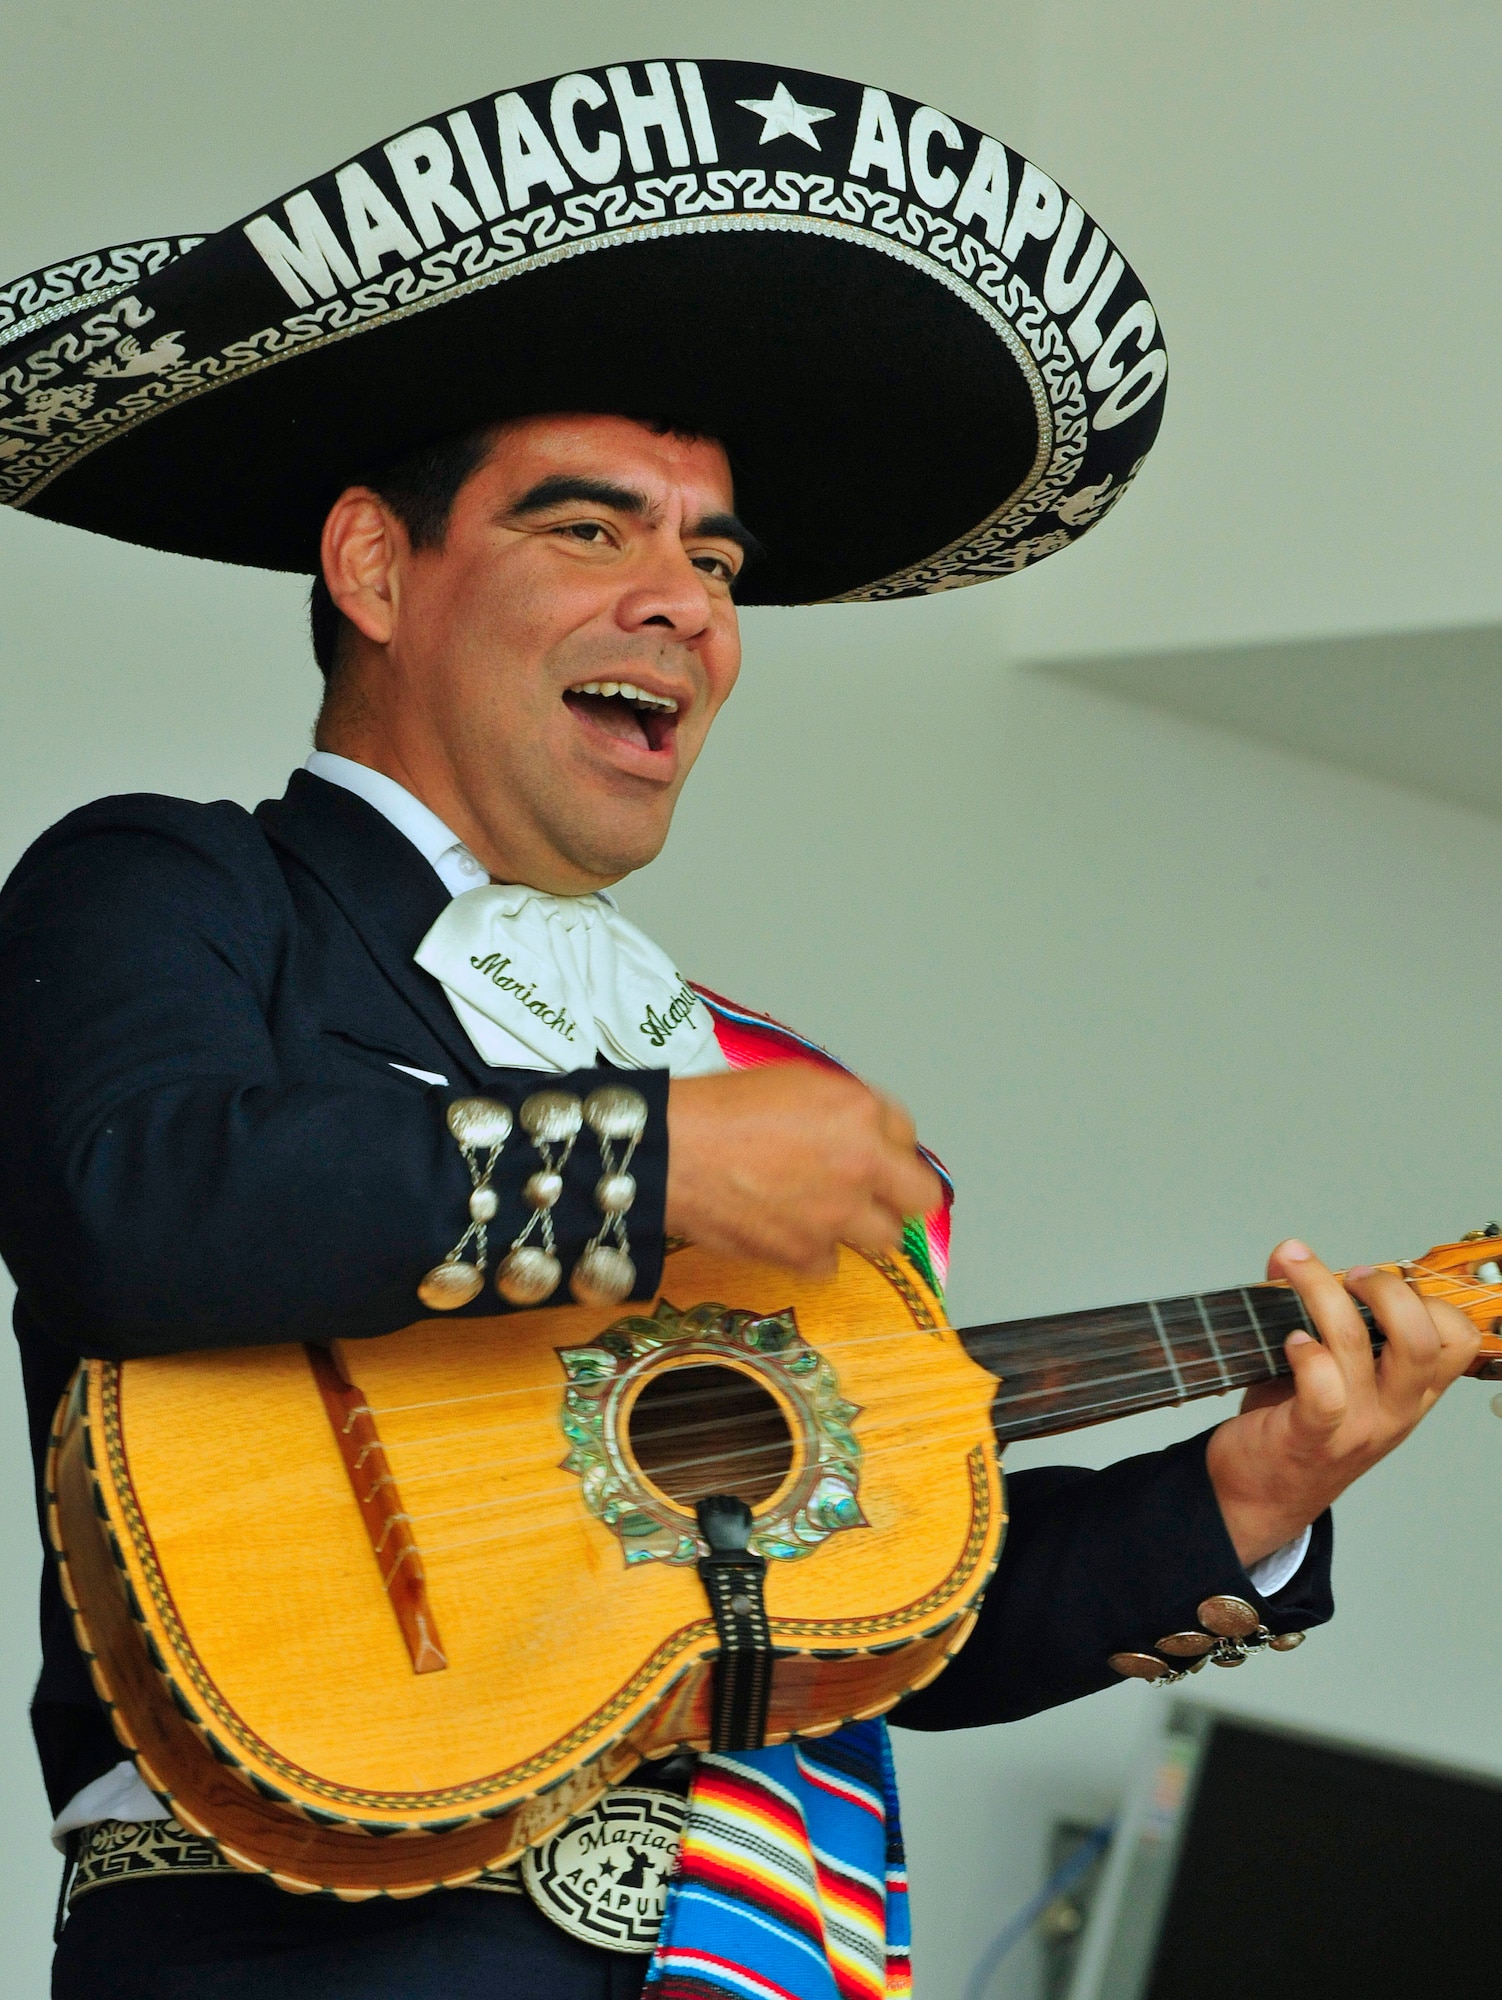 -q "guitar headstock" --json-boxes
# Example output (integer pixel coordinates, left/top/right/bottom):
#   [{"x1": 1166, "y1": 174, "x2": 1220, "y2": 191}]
[{"x1": 1386, "y1": 1227, "x2": 1502, "y2": 1378}]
